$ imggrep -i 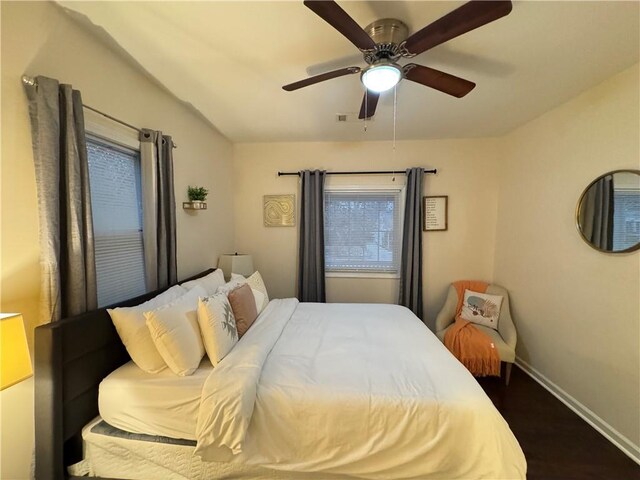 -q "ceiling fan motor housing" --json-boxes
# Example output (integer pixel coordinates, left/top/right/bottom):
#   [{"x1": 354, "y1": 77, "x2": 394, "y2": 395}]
[{"x1": 363, "y1": 18, "x2": 409, "y2": 63}]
